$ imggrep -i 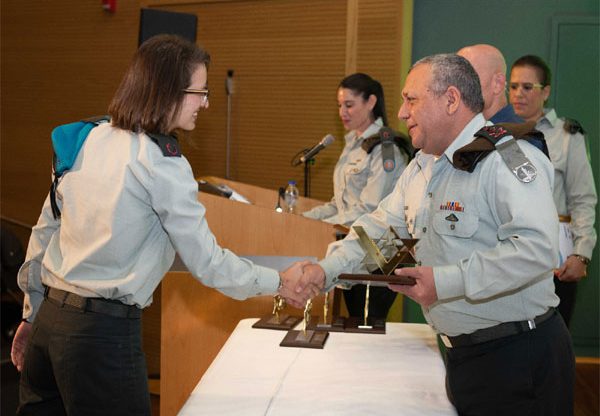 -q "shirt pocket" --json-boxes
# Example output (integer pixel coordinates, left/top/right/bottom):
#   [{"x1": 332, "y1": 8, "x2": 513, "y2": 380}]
[
  {"x1": 432, "y1": 210, "x2": 479, "y2": 238},
  {"x1": 343, "y1": 158, "x2": 369, "y2": 190}
]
